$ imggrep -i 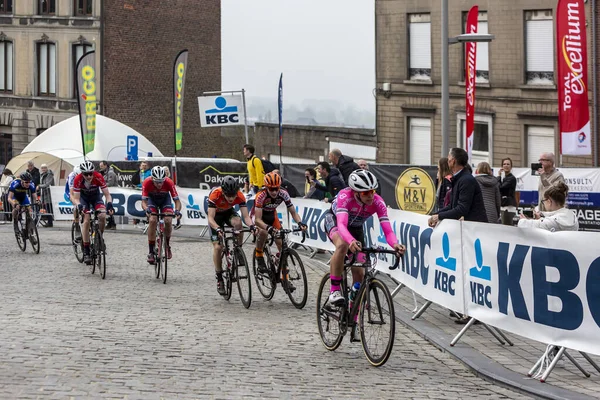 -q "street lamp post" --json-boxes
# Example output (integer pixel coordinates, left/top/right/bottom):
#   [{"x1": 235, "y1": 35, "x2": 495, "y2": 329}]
[{"x1": 440, "y1": 0, "x2": 495, "y2": 157}]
